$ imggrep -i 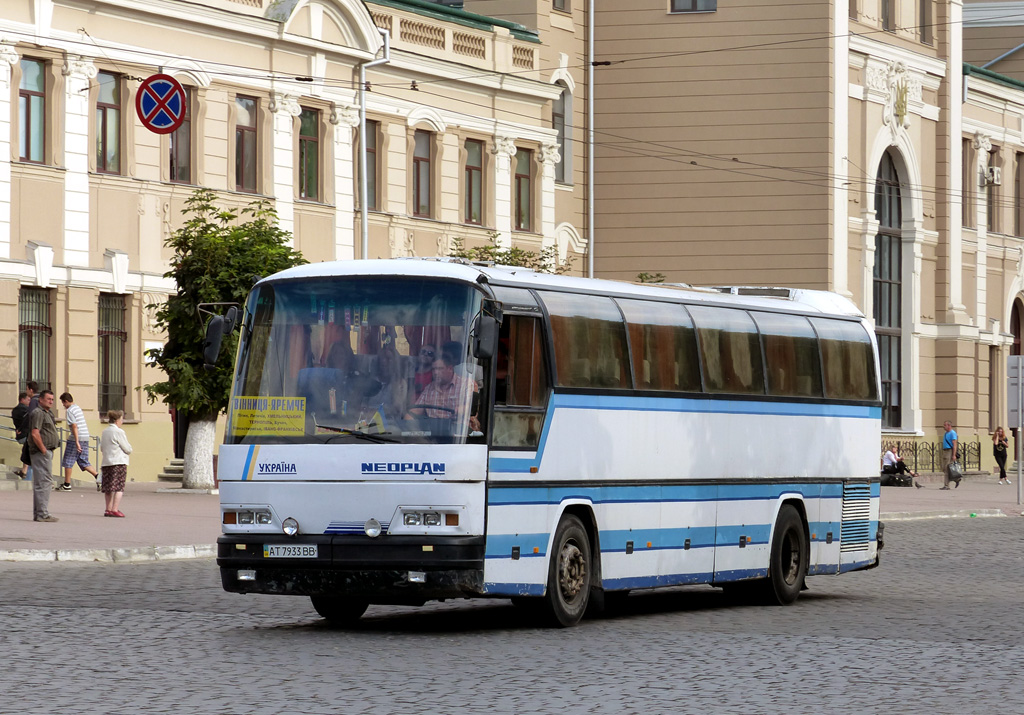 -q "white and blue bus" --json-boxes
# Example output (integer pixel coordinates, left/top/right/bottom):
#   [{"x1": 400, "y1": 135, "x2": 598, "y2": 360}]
[{"x1": 214, "y1": 259, "x2": 882, "y2": 627}]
